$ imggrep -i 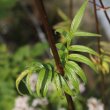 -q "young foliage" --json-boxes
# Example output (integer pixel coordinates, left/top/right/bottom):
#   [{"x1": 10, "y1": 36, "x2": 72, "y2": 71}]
[
  {"x1": 90, "y1": 41, "x2": 110, "y2": 75},
  {"x1": 16, "y1": 0, "x2": 100, "y2": 97}
]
